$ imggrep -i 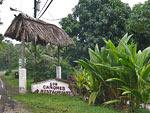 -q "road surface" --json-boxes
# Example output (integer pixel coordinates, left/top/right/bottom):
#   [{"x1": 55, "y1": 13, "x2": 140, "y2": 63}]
[{"x1": 0, "y1": 71, "x2": 7, "y2": 113}]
